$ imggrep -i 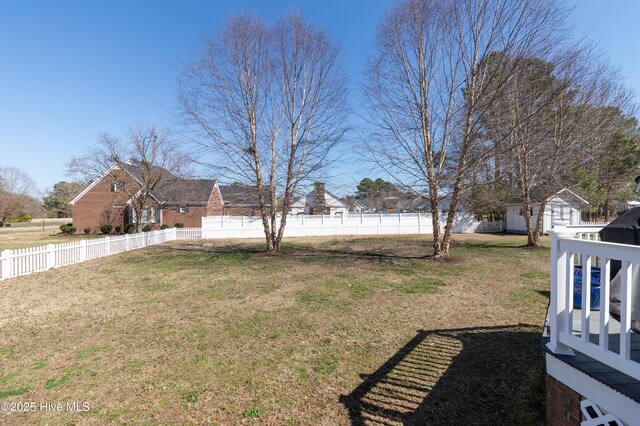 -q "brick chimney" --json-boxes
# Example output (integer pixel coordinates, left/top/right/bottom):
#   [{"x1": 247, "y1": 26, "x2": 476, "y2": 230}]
[{"x1": 312, "y1": 182, "x2": 327, "y2": 215}]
